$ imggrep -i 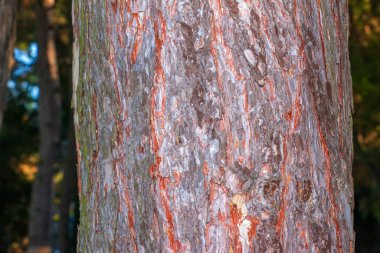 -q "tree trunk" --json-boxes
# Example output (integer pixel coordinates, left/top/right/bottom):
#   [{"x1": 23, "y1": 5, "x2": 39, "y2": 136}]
[
  {"x1": 28, "y1": 1, "x2": 61, "y2": 252},
  {"x1": 59, "y1": 119, "x2": 78, "y2": 253},
  {"x1": 73, "y1": 0, "x2": 354, "y2": 252},
  {"x1": 0, "y1": 0, "x2": 17, "y2": 130}
]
